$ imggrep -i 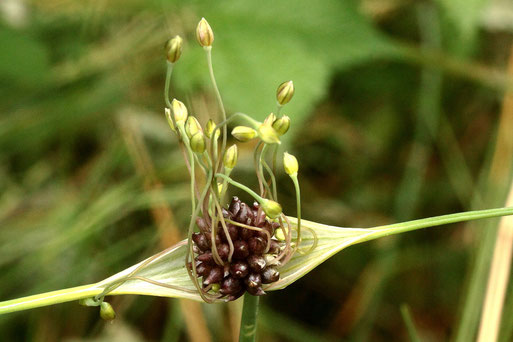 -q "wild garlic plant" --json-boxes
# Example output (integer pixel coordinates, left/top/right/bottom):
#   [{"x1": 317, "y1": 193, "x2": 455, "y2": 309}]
[
  {"x1": 2, "y1": 17, "x2": 513, "y2": 341},
  {"x1": 164, "y1": 18, "x2": 305, "y2": 303}
]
